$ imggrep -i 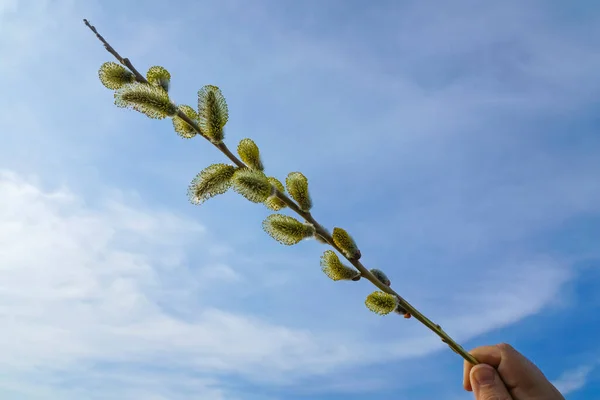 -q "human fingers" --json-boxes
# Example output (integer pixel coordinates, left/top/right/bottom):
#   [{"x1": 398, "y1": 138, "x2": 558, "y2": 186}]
[
  {"x1": 463, "y1": 345, "x2": 502, "y2": 391},
  {"x1": 470, "y1": 363, "x2": 513, "y2": 400},
  {"x1": 463, "y1": 343, "x2": 564, "y2": 399}
]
